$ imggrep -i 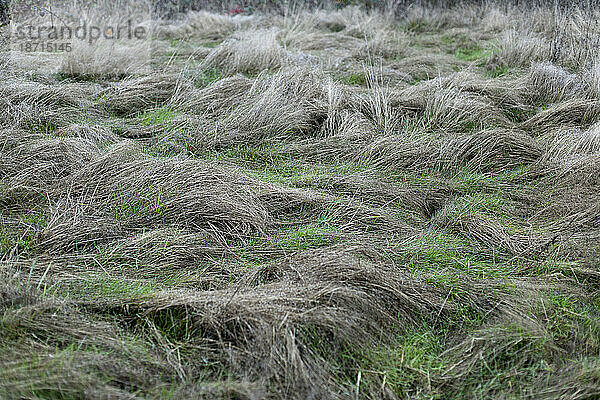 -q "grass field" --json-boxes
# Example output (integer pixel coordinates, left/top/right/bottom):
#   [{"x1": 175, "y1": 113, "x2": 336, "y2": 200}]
[{"x1": 1, "y1": 1, "x2": 600, "y2": 398}]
